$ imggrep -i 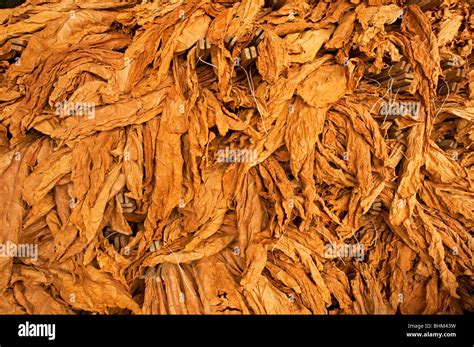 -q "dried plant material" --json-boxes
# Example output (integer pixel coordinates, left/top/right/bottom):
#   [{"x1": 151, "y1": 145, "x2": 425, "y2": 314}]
[{"x1": 0, "y1": 0, "x2": 472, "y2": 316}]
